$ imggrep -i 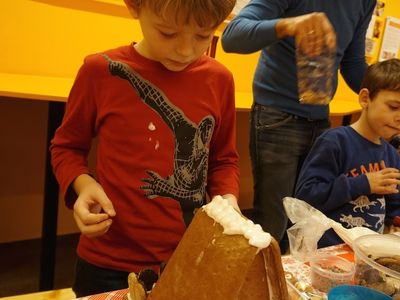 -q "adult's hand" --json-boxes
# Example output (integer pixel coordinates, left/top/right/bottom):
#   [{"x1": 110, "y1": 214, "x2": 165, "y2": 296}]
[{"x1": 276, "y1": 12, "x2": 336, "y2": 56}]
